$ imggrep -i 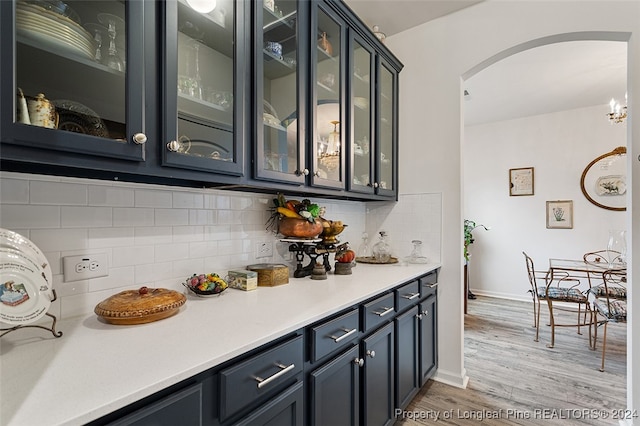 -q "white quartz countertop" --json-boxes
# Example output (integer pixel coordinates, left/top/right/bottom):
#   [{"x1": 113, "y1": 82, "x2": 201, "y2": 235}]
[{"x1": 0, "y1": 262, "x2": 440, "y2": 426}]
